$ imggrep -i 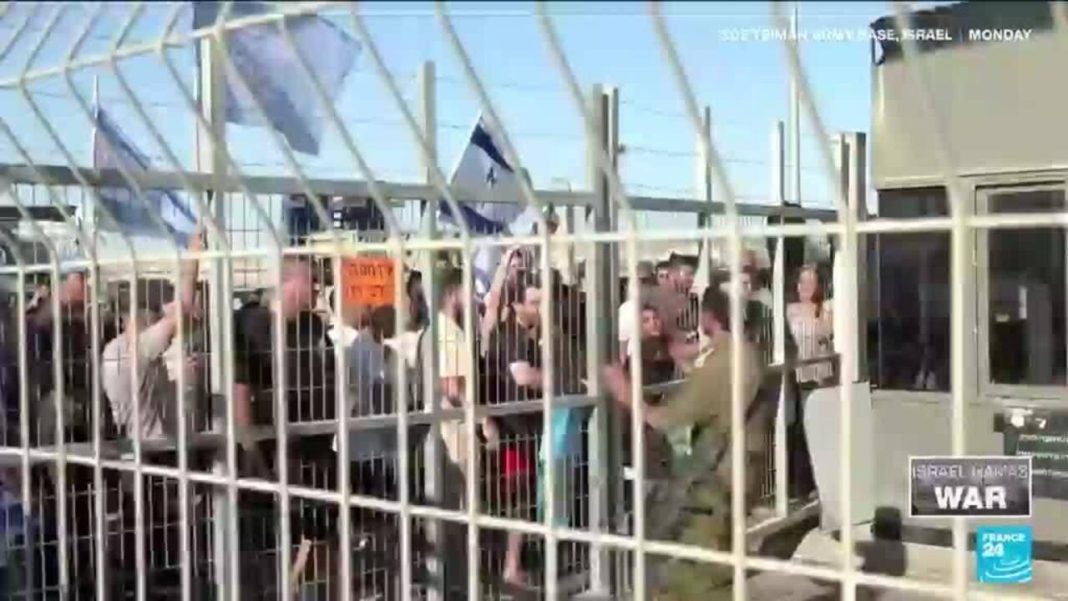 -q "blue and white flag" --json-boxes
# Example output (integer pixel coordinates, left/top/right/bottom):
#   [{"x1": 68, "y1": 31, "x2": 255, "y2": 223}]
[
  {"x1": 92, "y1": 106, "x2": 197, "y2": 244},
  {"x1": 192, "y1": 2, "x2": 360, "y2": 156},
  {"x1": 440, "y1": 117, "x2": 540, "y2": 295}
]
